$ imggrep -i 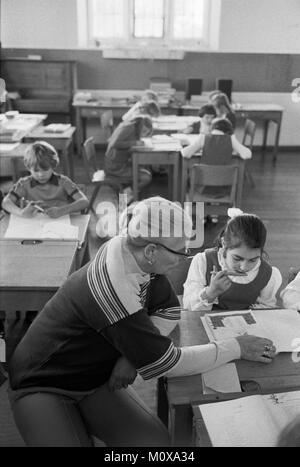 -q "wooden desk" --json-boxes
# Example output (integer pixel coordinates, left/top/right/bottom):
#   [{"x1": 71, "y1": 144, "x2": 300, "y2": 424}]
[
  {"x1": 182, "y1": 103, "x2": 283, "y2": 162},
  {"x1": 132, "y1": 141, "x2": 181, "y2": 201},
  {"x1": 0, "y1": 213, "x2": 90, "y2": 271},
  {"x1": 0, "y1": 113, "x2": 47, "y2": 137},
  {"x1": 0, "y1": 143, "x2": 31, "y2": 182},
  {"x1": 180, "y1": 155, "x2": 245, "y2": 207},
  {"x1": 153, "y1": 116, "x2": 200, "y2": 134},
  {"x1": 0, "y1": 213, "x2": 90, "y2": 359},
  {"x1": 24, "y1": 126, "x2": 76, "y2": 179},
  {"x1": 73, "y1": 101, "x2": 130, "y2": 151},
  {"x1": 165, "y1": 310, "x2": 300, "y2": 446}
]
